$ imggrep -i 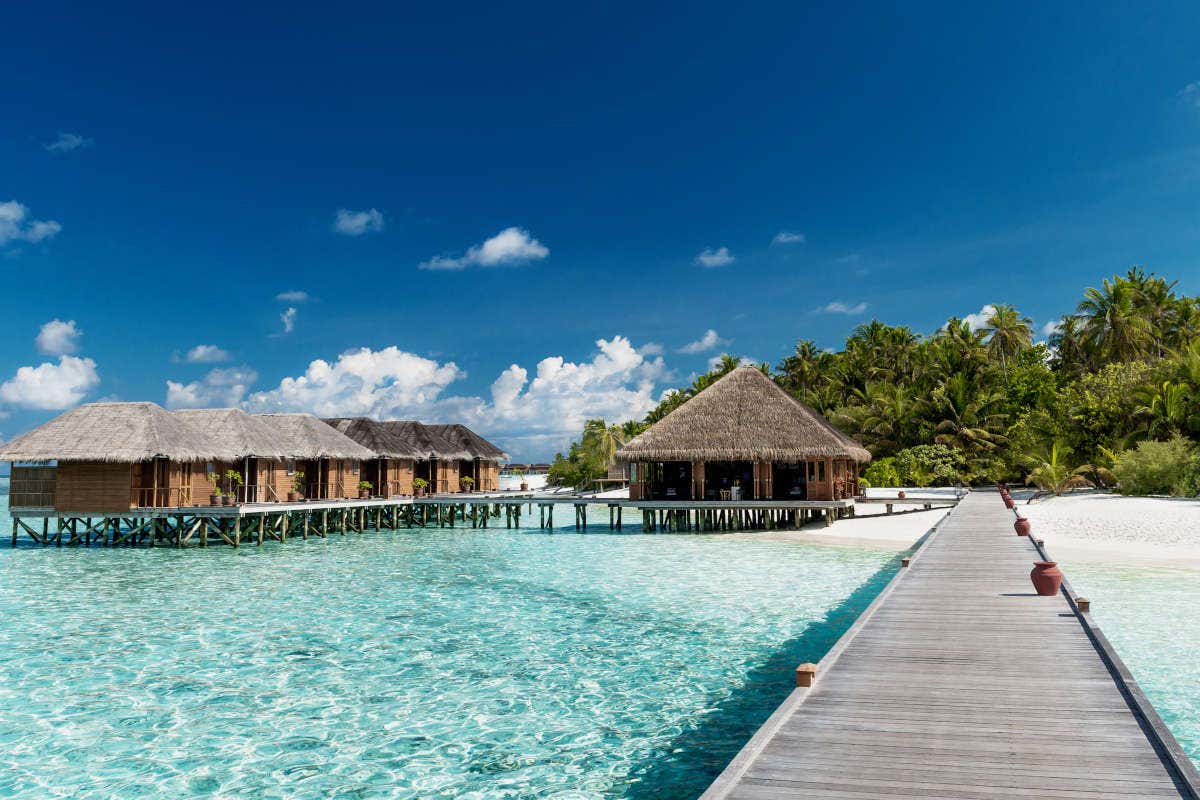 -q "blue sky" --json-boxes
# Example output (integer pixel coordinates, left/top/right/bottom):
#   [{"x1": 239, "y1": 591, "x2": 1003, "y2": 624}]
[{"x1": 2, "y1": 2, "x2": 1199, "y2": 459}]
